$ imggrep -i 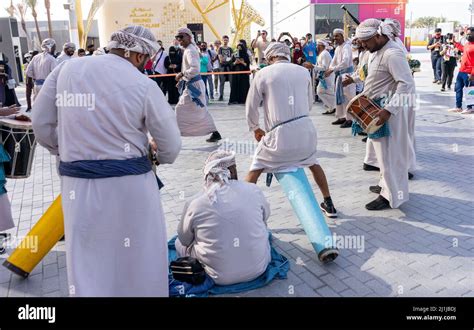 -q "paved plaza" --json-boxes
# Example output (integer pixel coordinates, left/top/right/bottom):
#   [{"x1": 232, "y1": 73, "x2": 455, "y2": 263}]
[{"x1": 0, "y1": 48, "x2": 473, "y2": 297}]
